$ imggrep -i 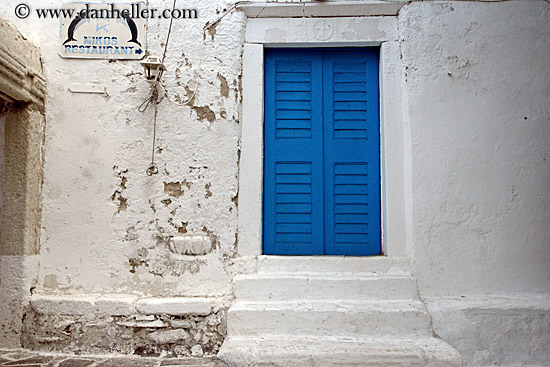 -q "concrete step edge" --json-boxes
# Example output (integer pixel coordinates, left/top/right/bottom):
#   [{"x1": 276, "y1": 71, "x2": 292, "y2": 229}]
[
  {"x1": 234, "y1": 272, "x2": 415, "y2": 280},
  {"x1": 229, "y1": 299, "x2": 428, "y2": 312}
]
